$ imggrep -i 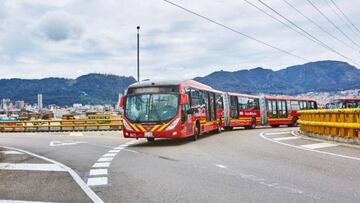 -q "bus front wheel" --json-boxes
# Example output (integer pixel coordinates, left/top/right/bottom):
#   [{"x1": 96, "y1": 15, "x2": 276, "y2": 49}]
[{"x1": 146, "y1": 137, "x2": 155, "y2": 142}]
